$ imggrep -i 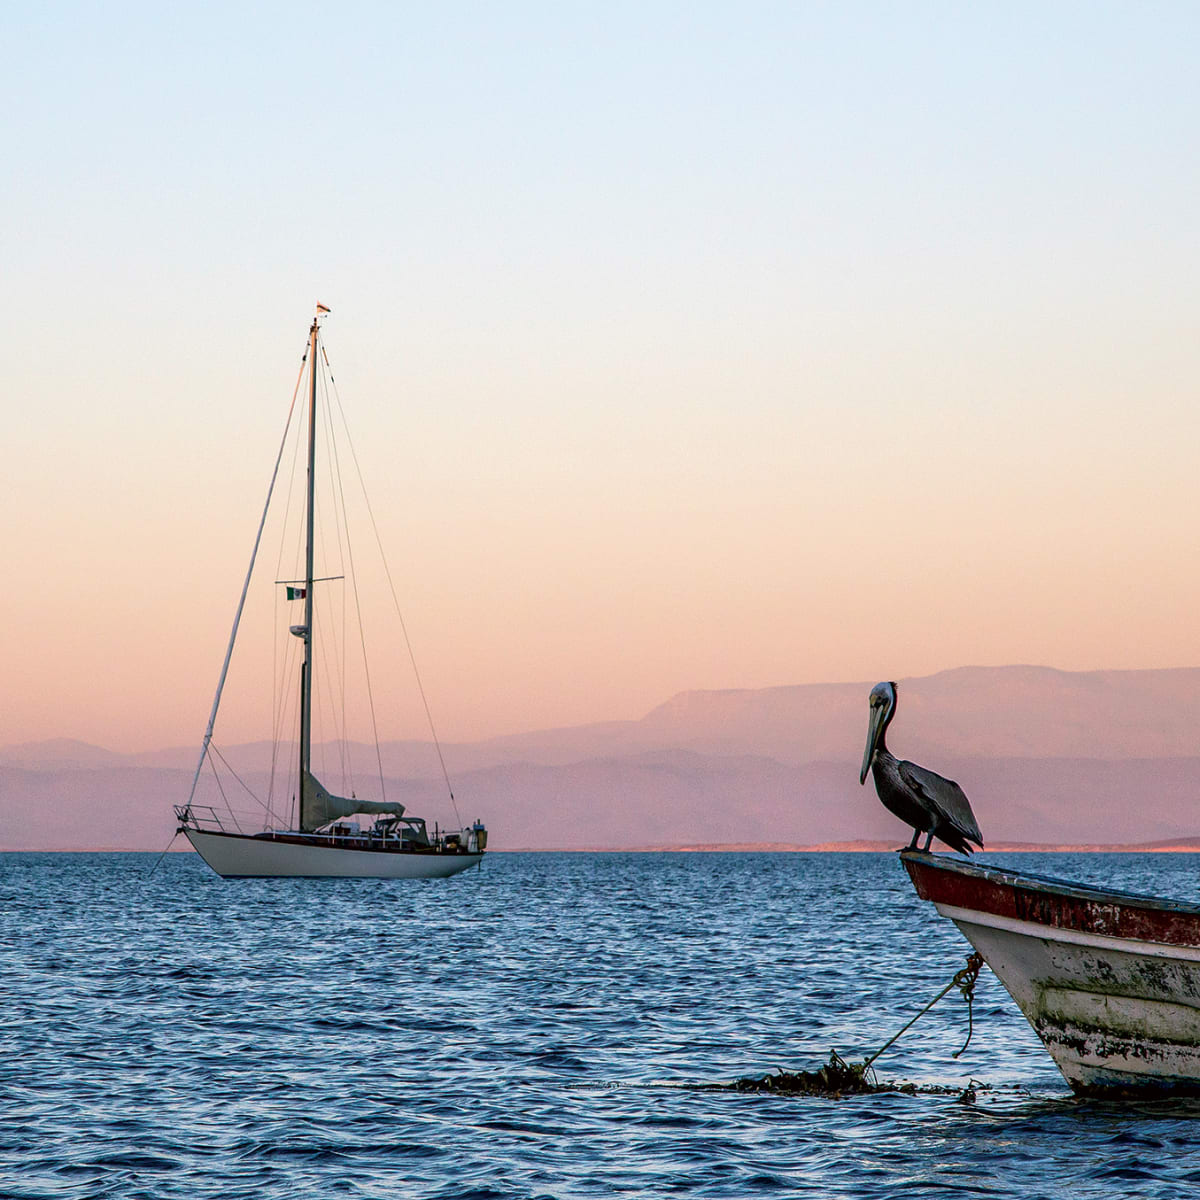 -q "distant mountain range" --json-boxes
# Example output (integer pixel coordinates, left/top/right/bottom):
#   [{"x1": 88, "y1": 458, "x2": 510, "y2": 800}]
[{"x1": 4, "y1": 665, "x2": 1200, "y2": 851}]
